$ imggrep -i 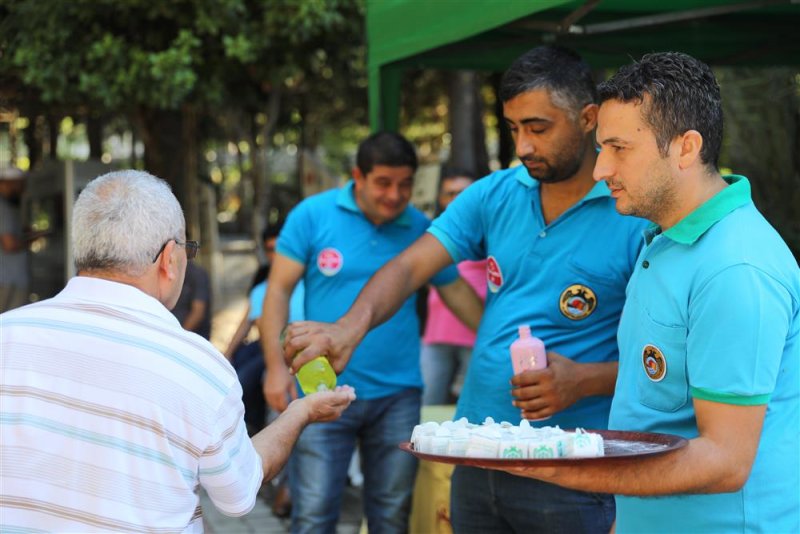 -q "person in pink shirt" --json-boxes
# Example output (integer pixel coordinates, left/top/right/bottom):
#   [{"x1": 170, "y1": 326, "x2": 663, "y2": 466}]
[{"x1": 421, "y1": 169, "x2": 487, "y2": 405}]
